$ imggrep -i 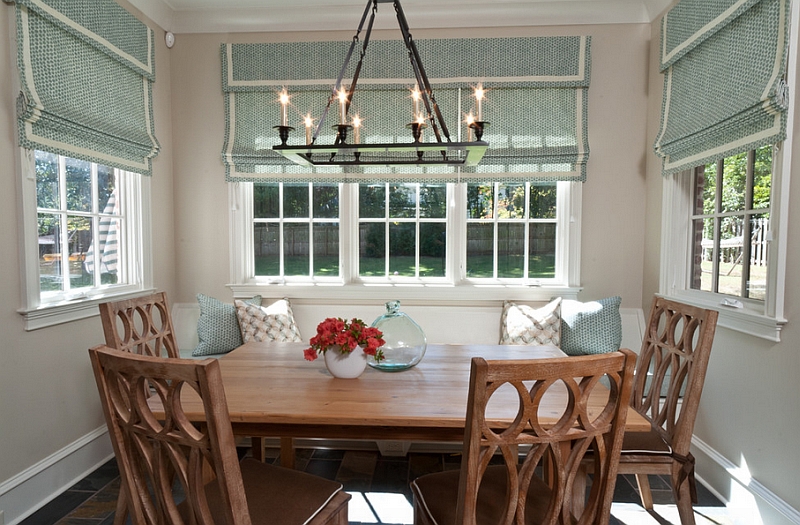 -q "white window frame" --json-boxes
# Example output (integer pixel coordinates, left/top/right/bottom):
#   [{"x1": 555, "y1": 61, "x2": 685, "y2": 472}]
[
  {"x1": 17, "y1": 149, "x2": 153, "y2": 330},
  {"x1": 229, "y1": 180, "x2": 582, "y2": 303}
]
